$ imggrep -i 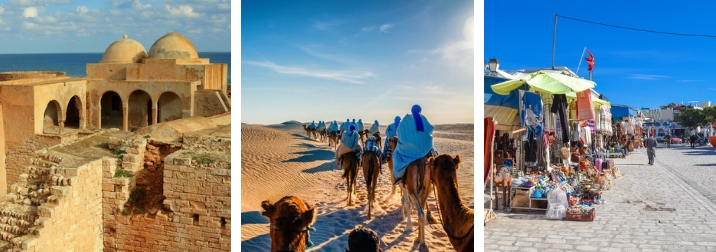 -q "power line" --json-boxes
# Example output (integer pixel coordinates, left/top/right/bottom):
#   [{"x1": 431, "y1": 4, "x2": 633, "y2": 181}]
[{"x1": 557, "y1": 14, "x2": 716, "y2": 38}]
